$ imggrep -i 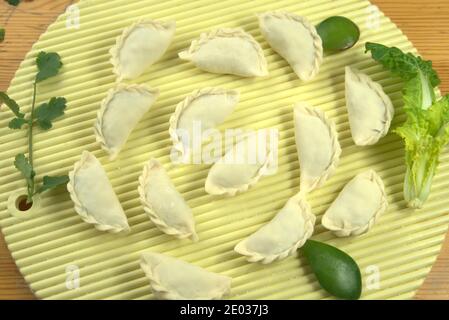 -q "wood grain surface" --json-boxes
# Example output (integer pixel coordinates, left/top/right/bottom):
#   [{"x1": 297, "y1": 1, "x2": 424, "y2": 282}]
[{"x1": 0, "y1": 0, "x2": 448, "y2": 300}]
